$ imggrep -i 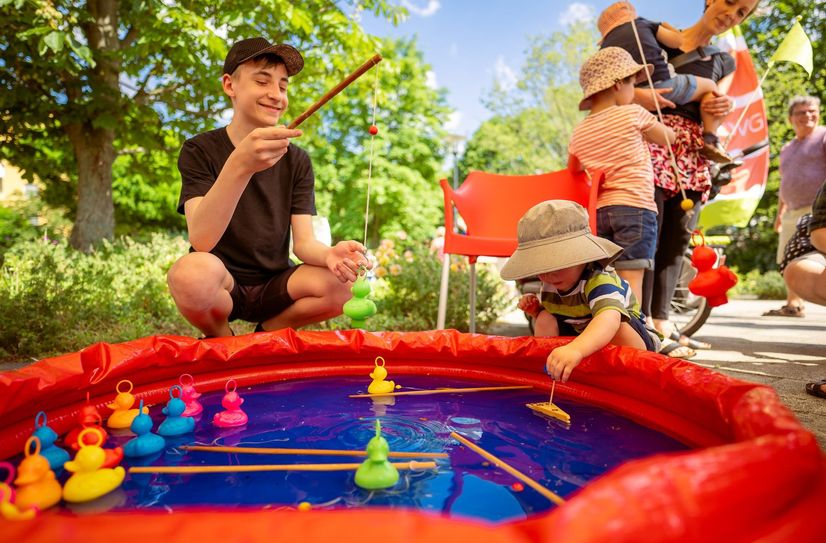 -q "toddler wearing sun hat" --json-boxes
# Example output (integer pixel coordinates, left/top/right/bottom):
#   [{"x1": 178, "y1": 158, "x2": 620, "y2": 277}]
[{"x1": 502, "y1": 200, "x2": 660, "y2": 383}]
